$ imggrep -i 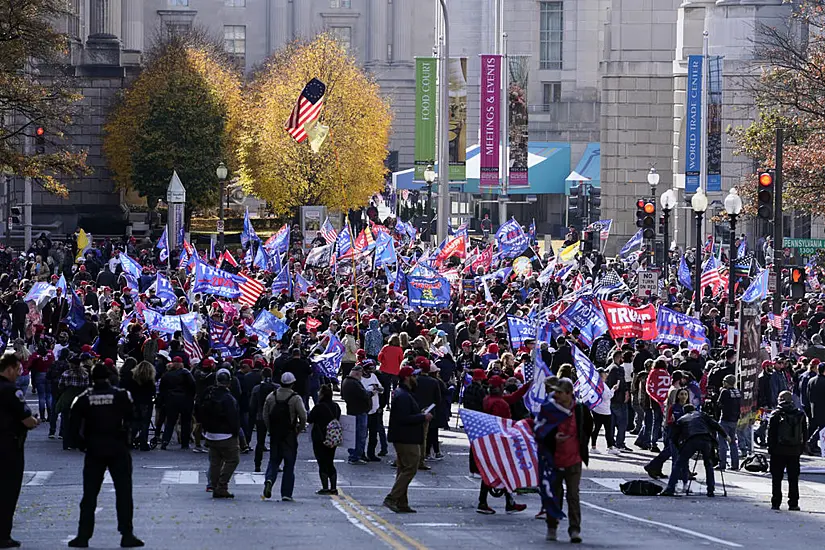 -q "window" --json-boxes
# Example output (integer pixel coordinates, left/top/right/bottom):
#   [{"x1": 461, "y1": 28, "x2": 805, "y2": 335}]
[
  {"x1": 542, "y1": 82, "x2": 561, "y2": 110},
  {"x1": 169, "y1": 0, "x2": 189, "y2": 6},
  {"x1": 540, "y1": 1, "x2": 563, "y2": 70},
  {"x1": 166, "y1": 22, "x2": 192, "y2": 38},
  {"x1": 68, "y1": 0, "x2": 81, "y2": 39},
  {"x1": 330, "y1": 0, "x2": 352, "y2": 7},
  {"x1": 225, "y1": 0, "x2": 246, "y2": 6},
  {"x1": 329, "y1": 26, "x2": 352, "y2": 52},
  {"x1": 224, "y1": 25, "x2": 246, "y2": 65}
]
